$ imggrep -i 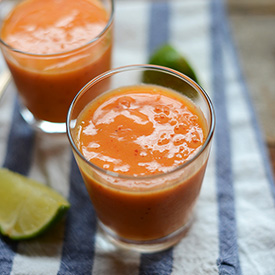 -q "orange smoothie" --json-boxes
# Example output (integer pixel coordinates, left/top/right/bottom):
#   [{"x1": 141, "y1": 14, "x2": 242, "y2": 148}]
[
  {"x1": 74, "y1": 85, "x2": 209, "y2": 241},
  {"x1": 0, "y1": 0, "x2": 113, "y2": 122}
]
